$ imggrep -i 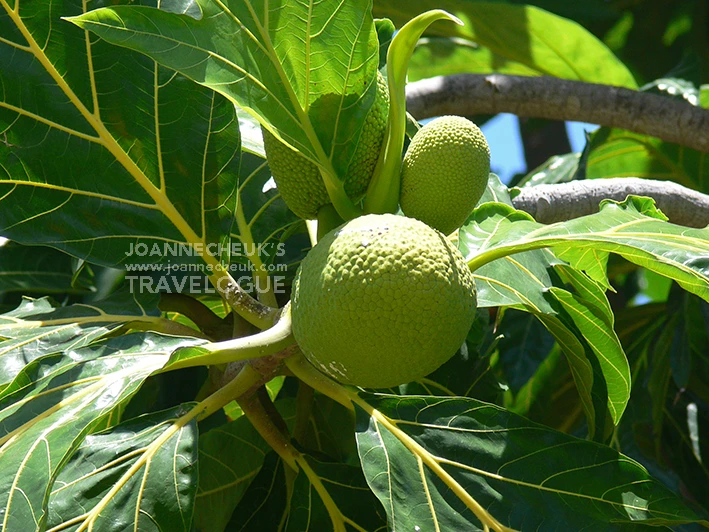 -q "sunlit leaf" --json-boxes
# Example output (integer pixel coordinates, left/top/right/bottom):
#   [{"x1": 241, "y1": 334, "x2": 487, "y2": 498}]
[
  {"x1": 467, "y1": 176, "x2": 629, "y2": 436},
  {"x1": 0, "y1": 332, "x2": 202, "y2": 530},
  {"x1": 48, "y1": 405, "x2": 198, "y2": 531},
  {"x1": 408, "y1": 37, "x2": 539, "y2": 81},
  {"x1": 0, "y1": 0, "x2": 242, "y2": 274},
  {"x1": 355, "y1": 392, "x2": 705, "y2": 530},
  {"x1": 549, "y1": 276, "x2": 629, "y2": 428},
  {"x1": 373, "y1": 0, "x2": 637, "y2": 87},
  {"x1": 70, "y1": 0, "x2": 381, "y2": 216},
  {"x1": 587, "y1": 79, "x2": 708, "y2": 193},
  {"x1": 0, "y1": 289, "x2": 199, "y2": 386},
  {"x1": 587, "y1": 129, "x2": 709, "y2": 193},
  {"x1": 462, "y1": 197, "x2": 709, "y2": 304}
]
